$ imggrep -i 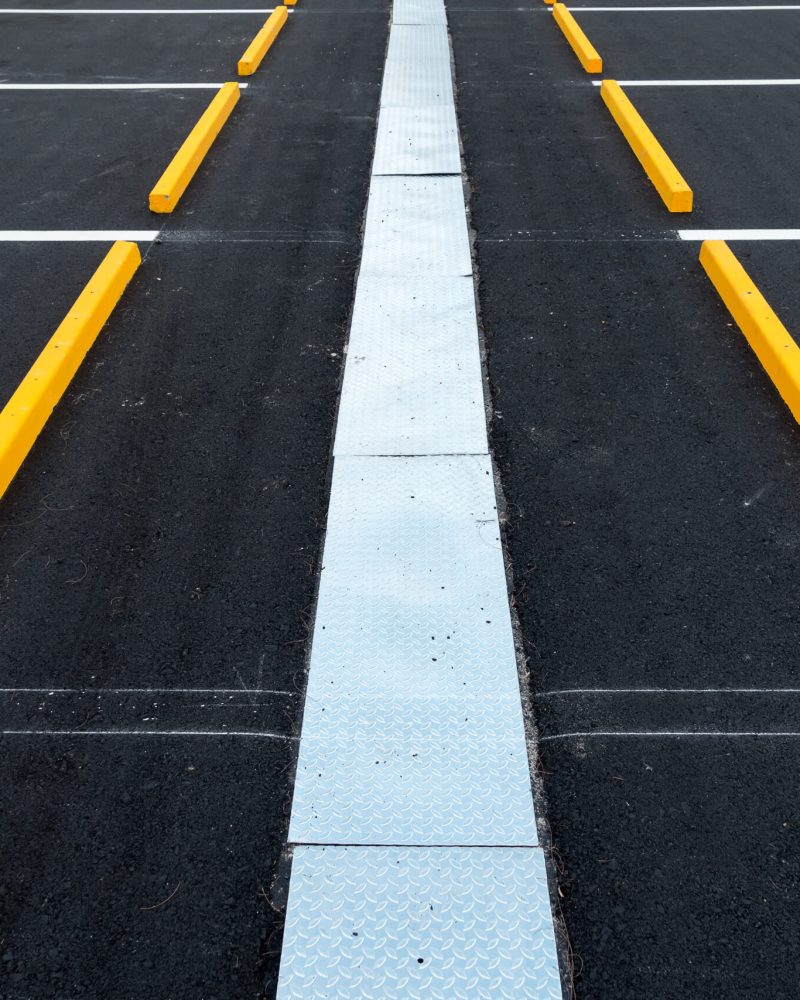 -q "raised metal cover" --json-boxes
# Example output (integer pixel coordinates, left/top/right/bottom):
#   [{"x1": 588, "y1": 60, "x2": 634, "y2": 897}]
[
  {"x1": 287, "y1": 454, "x2": 537, "y2": 845},
  {"x1": 381, "y1": 25, "x2": 454, "y2": 107},
  {"x1": 373, "y1": 104, "x2": 461, "y2": 175},
  {"x1": 393, "y1": 0, "x2": 448, "y2": 24},
  {"x1": 334, "y1": 275, "x2": 488, "y2": 455},
  {"x1": 358, "y1": 176, "x2": 472, "y2": 276},
  {"x1": 277, "y1": 846, "x2": 563, "y2": 999}
]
